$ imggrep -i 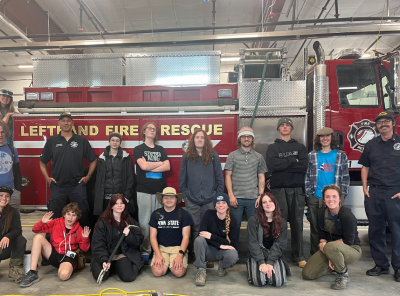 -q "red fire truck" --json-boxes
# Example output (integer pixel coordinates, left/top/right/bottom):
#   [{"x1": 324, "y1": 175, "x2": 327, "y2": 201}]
[{"x1": 14, "y1": 45, "x2": 399, "y2": 224}]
